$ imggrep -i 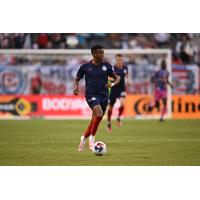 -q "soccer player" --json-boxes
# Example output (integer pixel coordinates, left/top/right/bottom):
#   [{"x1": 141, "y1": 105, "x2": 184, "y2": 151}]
[
  {"x1": 148, "y1": 59, "x2": 173, "y2": 121},
  {"x1": 73, "y1": 45, "x2": 120, "y2": 152},
  {"x1": 107, "y1": 54, "x2": 128, "y2": 131}
]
